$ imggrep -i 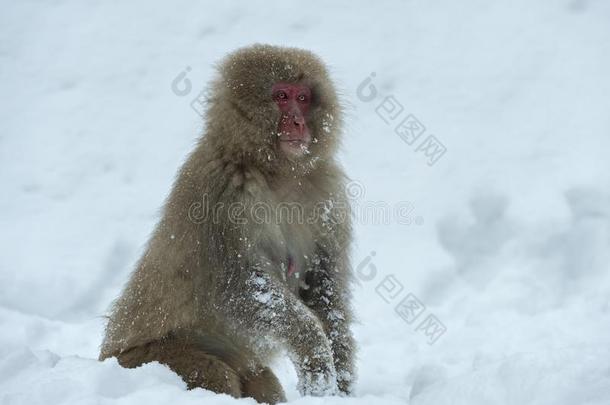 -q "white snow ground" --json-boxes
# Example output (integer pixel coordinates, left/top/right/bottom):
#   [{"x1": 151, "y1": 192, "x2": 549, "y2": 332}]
[{"x1": 1, "y1": 0, "x2": 610, "y2": 404}]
